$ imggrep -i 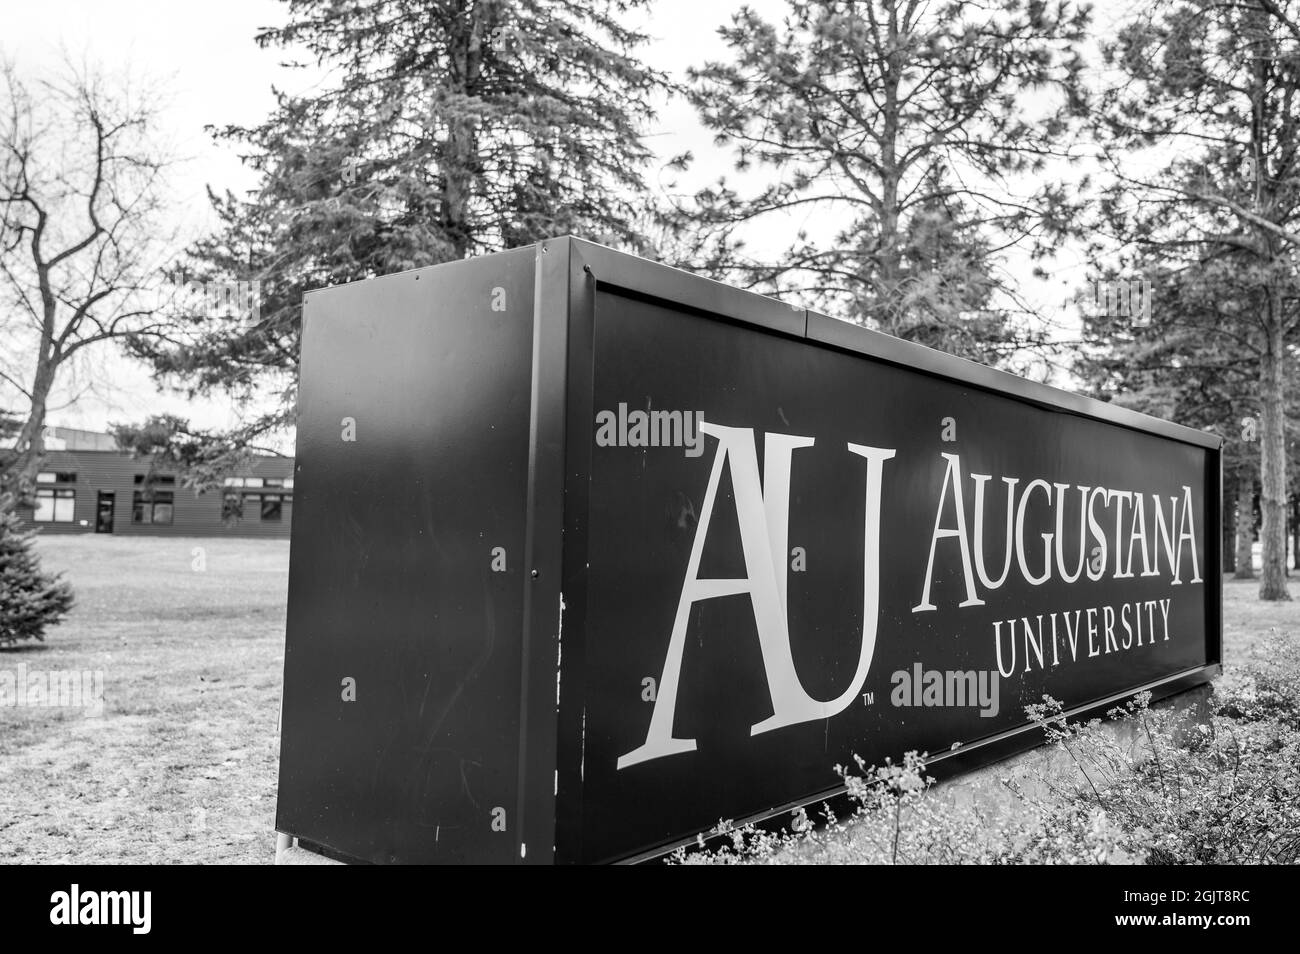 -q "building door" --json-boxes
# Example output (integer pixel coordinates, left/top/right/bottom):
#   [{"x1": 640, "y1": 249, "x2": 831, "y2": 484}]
[{"x1": 95, "y1": 492, "x2": 114, "y2": 533}]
